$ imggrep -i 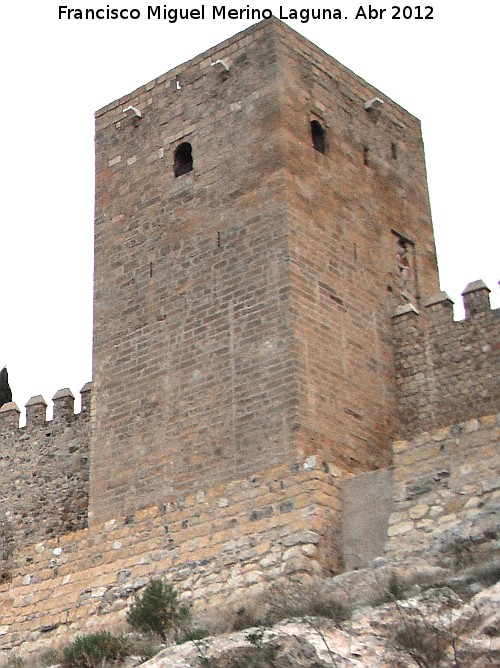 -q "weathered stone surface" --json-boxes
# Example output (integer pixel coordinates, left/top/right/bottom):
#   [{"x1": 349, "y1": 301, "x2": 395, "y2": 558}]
[
  {"x1": 386, "y1": 415, "x2": 500, "y2": 563},
  {"x1": 90, "y1": 16, "x2": 439, "y2": 525},
  {"x1": 138, "y1": 582, "x2": 500, "y2": 668},
  {"x1": 393, "y1": 286, "x2": 499, "y2": 437},
  {"x1": 0, "y1": 394, "x2": 90, "y2": 562},
  {"x1": 0, "y1": 18, "x2": 498, "y2": 661}
]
